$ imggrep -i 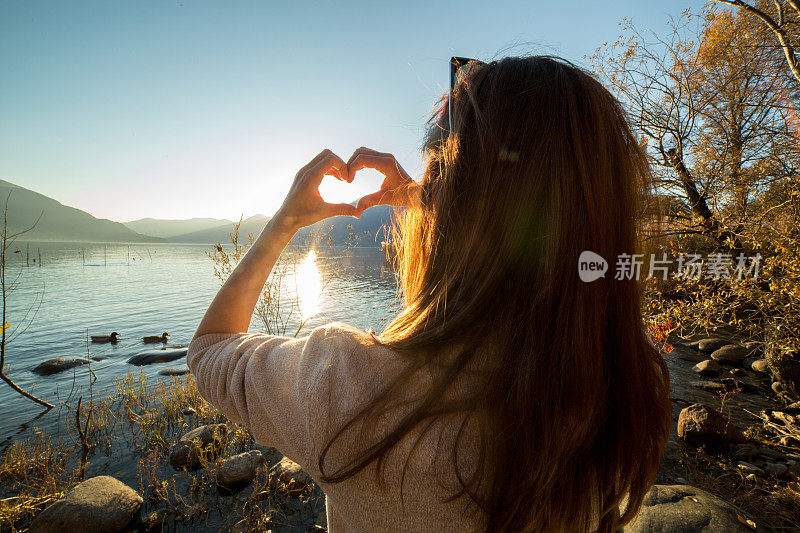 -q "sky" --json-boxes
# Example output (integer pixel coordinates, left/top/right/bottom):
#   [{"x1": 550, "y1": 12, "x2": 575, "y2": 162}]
[{"x1": 0, "y1": 0, "x2": 707, "y2": 223}]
